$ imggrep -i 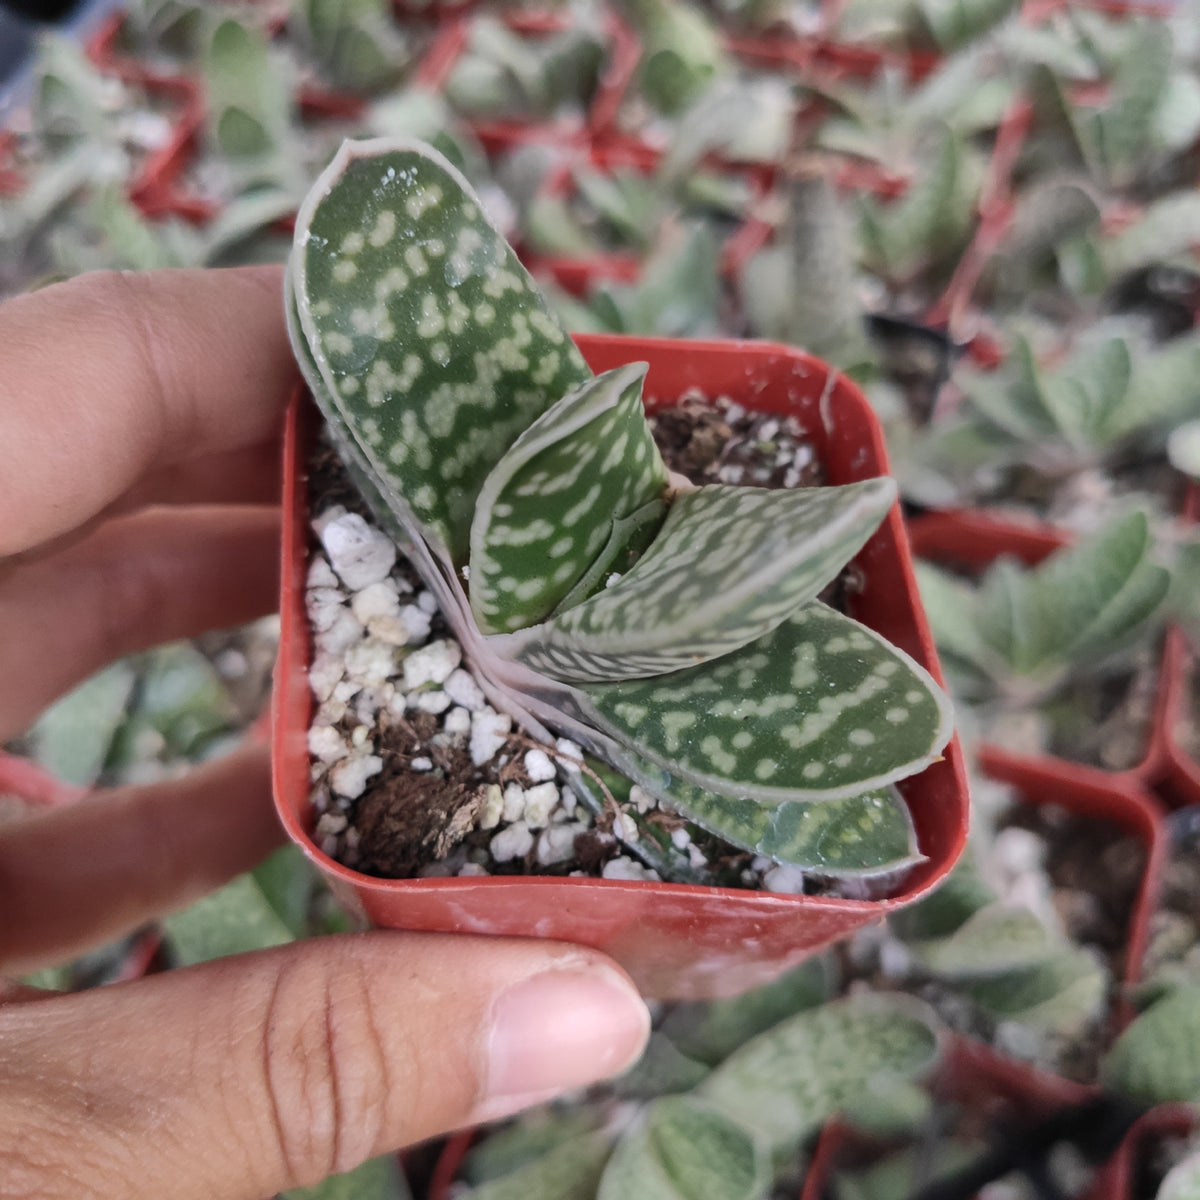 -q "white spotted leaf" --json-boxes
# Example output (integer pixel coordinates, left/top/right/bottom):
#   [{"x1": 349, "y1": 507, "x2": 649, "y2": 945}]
[
  {"x1": 470, "y1": 362, "x2": 668, "y2": 634},
  {"x1": 580, "y1": 601, "x2": 953, "y2": 802},
  {"x1": 638, "y1": 766, "x2": 922, "y2": 876},
  {"x1": 515, "y1": 479, "x2": 896, "y2": 682},
  {"x1": 290, "y1": 138, "x2": 592, "y2": 565},
  {"x1": 697, "y1": 994, "x2": 941, "y2": 1155}
]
